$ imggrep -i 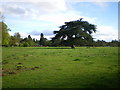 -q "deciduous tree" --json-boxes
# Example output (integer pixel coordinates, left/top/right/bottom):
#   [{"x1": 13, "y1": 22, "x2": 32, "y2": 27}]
[{"x1": 0, "y1": 22, "x2": 10, "y2": 46}]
